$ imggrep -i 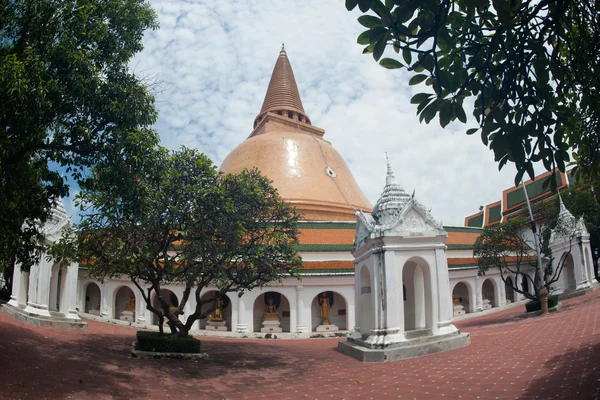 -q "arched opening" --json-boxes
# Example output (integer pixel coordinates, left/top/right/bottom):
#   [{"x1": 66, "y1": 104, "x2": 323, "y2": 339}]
[
  {"x1": 152, "y1": 289, "x2": 179, "y2": 325},
  {"x1": 85, "y1": 283, "x2": 101, "y2": 315},
  {"x1": 359, "y1": 266, "x2": 373, "y2": 336},
  {"x1": 482, "y1": 279, "x2": 495, "y2": 309},
  {"x1": 563, "y1": 253, "x2": 576, "y2": 291},
  {"x1": 310, "y1": 291, "x2": 347, "y2": 331},
  {"x1": 452, "y1": 282, "x2": 471, "y2": 315},
  {"x1": 505, "y1": 276, "x2": 515, "y2": 303},
  {"x1": 403, "y1": 259, "x2": 433, "y2": 331},
  {"x1": 114, "y1": 286, "x2": 136, "y2": 320},
  {"x1": 253, "y1": 292, "x2": 290, "y2": 332},
  {"x1": 199, "y1": 291, "x2": 232, "y2": 331}
]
